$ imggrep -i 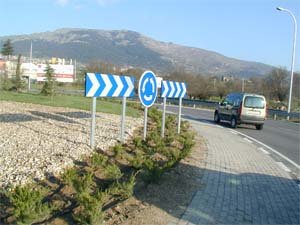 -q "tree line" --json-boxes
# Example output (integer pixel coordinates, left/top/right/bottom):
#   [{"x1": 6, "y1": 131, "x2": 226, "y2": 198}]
[
  {"x1": 80, "y1": 60, "x2": 299, "y2": 110},
  {"x1": 1, "y1": 39, "x2": 299, "y2": 110}
]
